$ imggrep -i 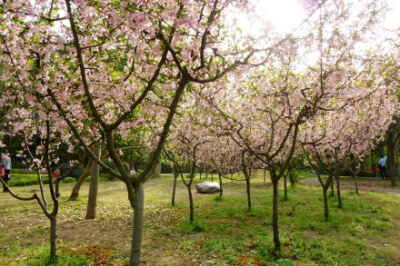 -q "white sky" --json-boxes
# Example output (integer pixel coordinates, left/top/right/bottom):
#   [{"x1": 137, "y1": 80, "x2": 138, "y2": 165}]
[
  {"x1": 231, "y1": 0, "x2": 400, "y2": 72},
  {"x1": 246, "y1": 0, "x2": 400, "y2": 34},
  {"x1": 385, "y1": 0, "x2": 400, "y2": 30},
  {"x1": 252, "y1": 0, "x2": 307, "y2": 34}
]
